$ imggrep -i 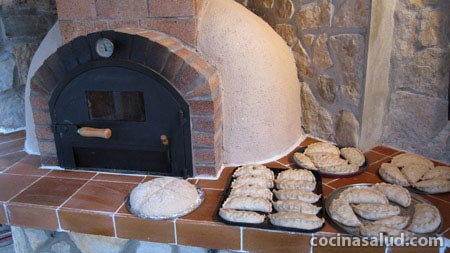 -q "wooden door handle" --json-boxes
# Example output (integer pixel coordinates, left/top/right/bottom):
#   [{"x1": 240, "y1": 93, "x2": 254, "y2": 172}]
[{"x1": 78, "y1": 127, "x2": 112, "y2": 139}]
